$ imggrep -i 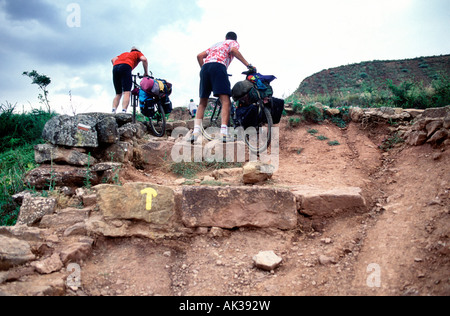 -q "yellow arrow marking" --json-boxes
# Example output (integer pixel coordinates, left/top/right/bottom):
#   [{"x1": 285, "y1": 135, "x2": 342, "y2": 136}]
[{"x1": 141, "y1": 188, "x2": 158, "y2": 211}]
